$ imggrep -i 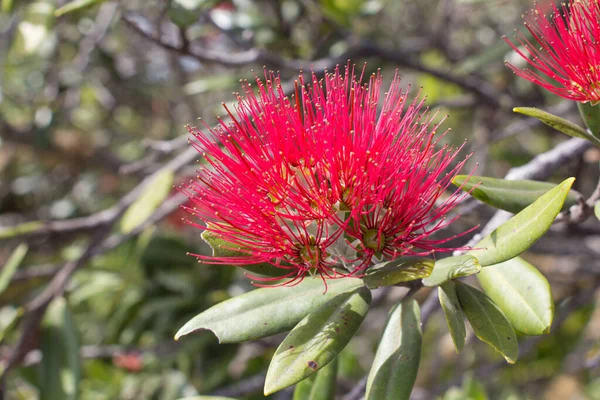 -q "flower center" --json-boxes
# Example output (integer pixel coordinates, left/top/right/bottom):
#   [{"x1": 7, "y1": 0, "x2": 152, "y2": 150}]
[
  {"x1": 299, "y1": 244, "x2": 322, "y2": 266},
  {"x1": 363, "y1": 229, "x2": 385, "y2": 252}
]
